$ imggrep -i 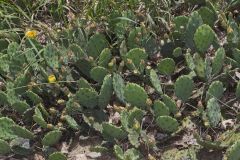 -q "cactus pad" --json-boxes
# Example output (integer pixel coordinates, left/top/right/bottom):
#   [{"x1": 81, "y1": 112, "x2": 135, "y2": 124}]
[
  {"x1": 12, "y1": 101, "x2": 30, "y2": 114},
  {"x1": 162, "y1": 94, "x2": 178, "y2": 114},
  {"x1": 42, "y1": 130, "x2": 62, "y2": 146},
  {"x1": 113, "y1": 73, "x2": 126, "y2": 103},
  {"x1": 206, "y1": 98, "x2": 221, "y2": 127},
  {"x1": 206, "y1": 81, "x2": 224, "y2": 101},
  {"x1": 236, "y1": 81, "x2": 240, "y2": 98},
  {"x1": 194, "y1": 24, "x2": 216, "y2": 53},
  {"x1": 156, "y1": 116, "x2": 179, "y2": 132},
  {"x1": 153, "y1": 100, "x2": 170, "y2": 117},
  {"x1": 150, "y1": 69, "x2": 163, "y2": 94},
  {"x1": 174, "y1": 75, "x2": 194, "y2": 102},
  {"x1": 49, "y1": 152, "x2": 67, "y2": 160},
  {"x1": 0, "y1": 117, "x2": 17, "y2": 140},
  {"x1": 65, "y1": 115, "x2": 80, "y2": 130},
  {"x1": 124, "y1": 83, "x2": 148, "y2": 108},
  {"x1": 11, "y1": 125, "x2": 35, "y2": 140},
  {"x1": 0, "y1": 139, "x2": 11, "y2": 155},
  {"x1": 125, "y1": 48, "x2": 147, "y2": 71},
  {"x1": 90, "y1": 66, "x2": 109, "y2": 83},
  {"x1": 102, "y1": 122, "x2": 127, "y2": 141},
  {"x1": 75, "y1": 88, "x2": 98, "y2": 109},
  {"x1": 98, "y1": 74, "x2": 113, "y2": 109},
  {"x1": 98, "y1": 48, "x2": 112, "y2": 67},
  {"x1": 226, "y1": 141, "x2": 240, "y2": 160},
  {"x1": 86, "y1": 33, "x2": 109, "y2": 59},
  {"x1": 157, "y1": 58, "x2": 175, "y2": 75},
  {"x1": 212, "y1": 47, "x2": 225, "y2": 75}
]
